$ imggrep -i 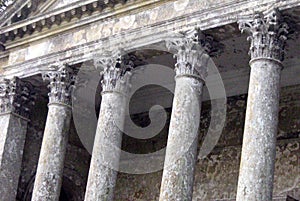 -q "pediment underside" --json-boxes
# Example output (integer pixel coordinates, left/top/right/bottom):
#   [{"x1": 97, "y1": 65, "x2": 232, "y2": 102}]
[{"x1": 0, "y1": 0, "x2": 126, "y2": 28}]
